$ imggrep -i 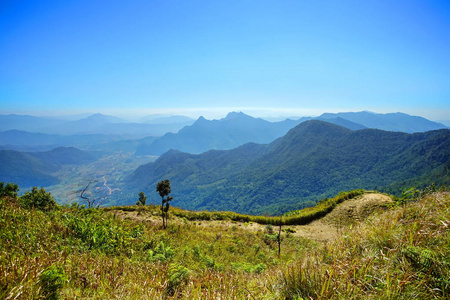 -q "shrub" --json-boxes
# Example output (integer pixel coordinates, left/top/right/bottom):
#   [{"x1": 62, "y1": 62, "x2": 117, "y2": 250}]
[
  {"x1": 147, "y1": 241, "x2": 174, "y2": 262},
  {"x1": 20, "y1": 187, "x2": 57, "y2": 211},
  {"x1": 39, "y1": 264, "x2": 67, "y2": 300},
  {"x1": 166, "y1": 263, "x2": 189, "y2": 296},
  {"x1": 0, "y1": 182, "x2": 19, "y2": 198}
]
